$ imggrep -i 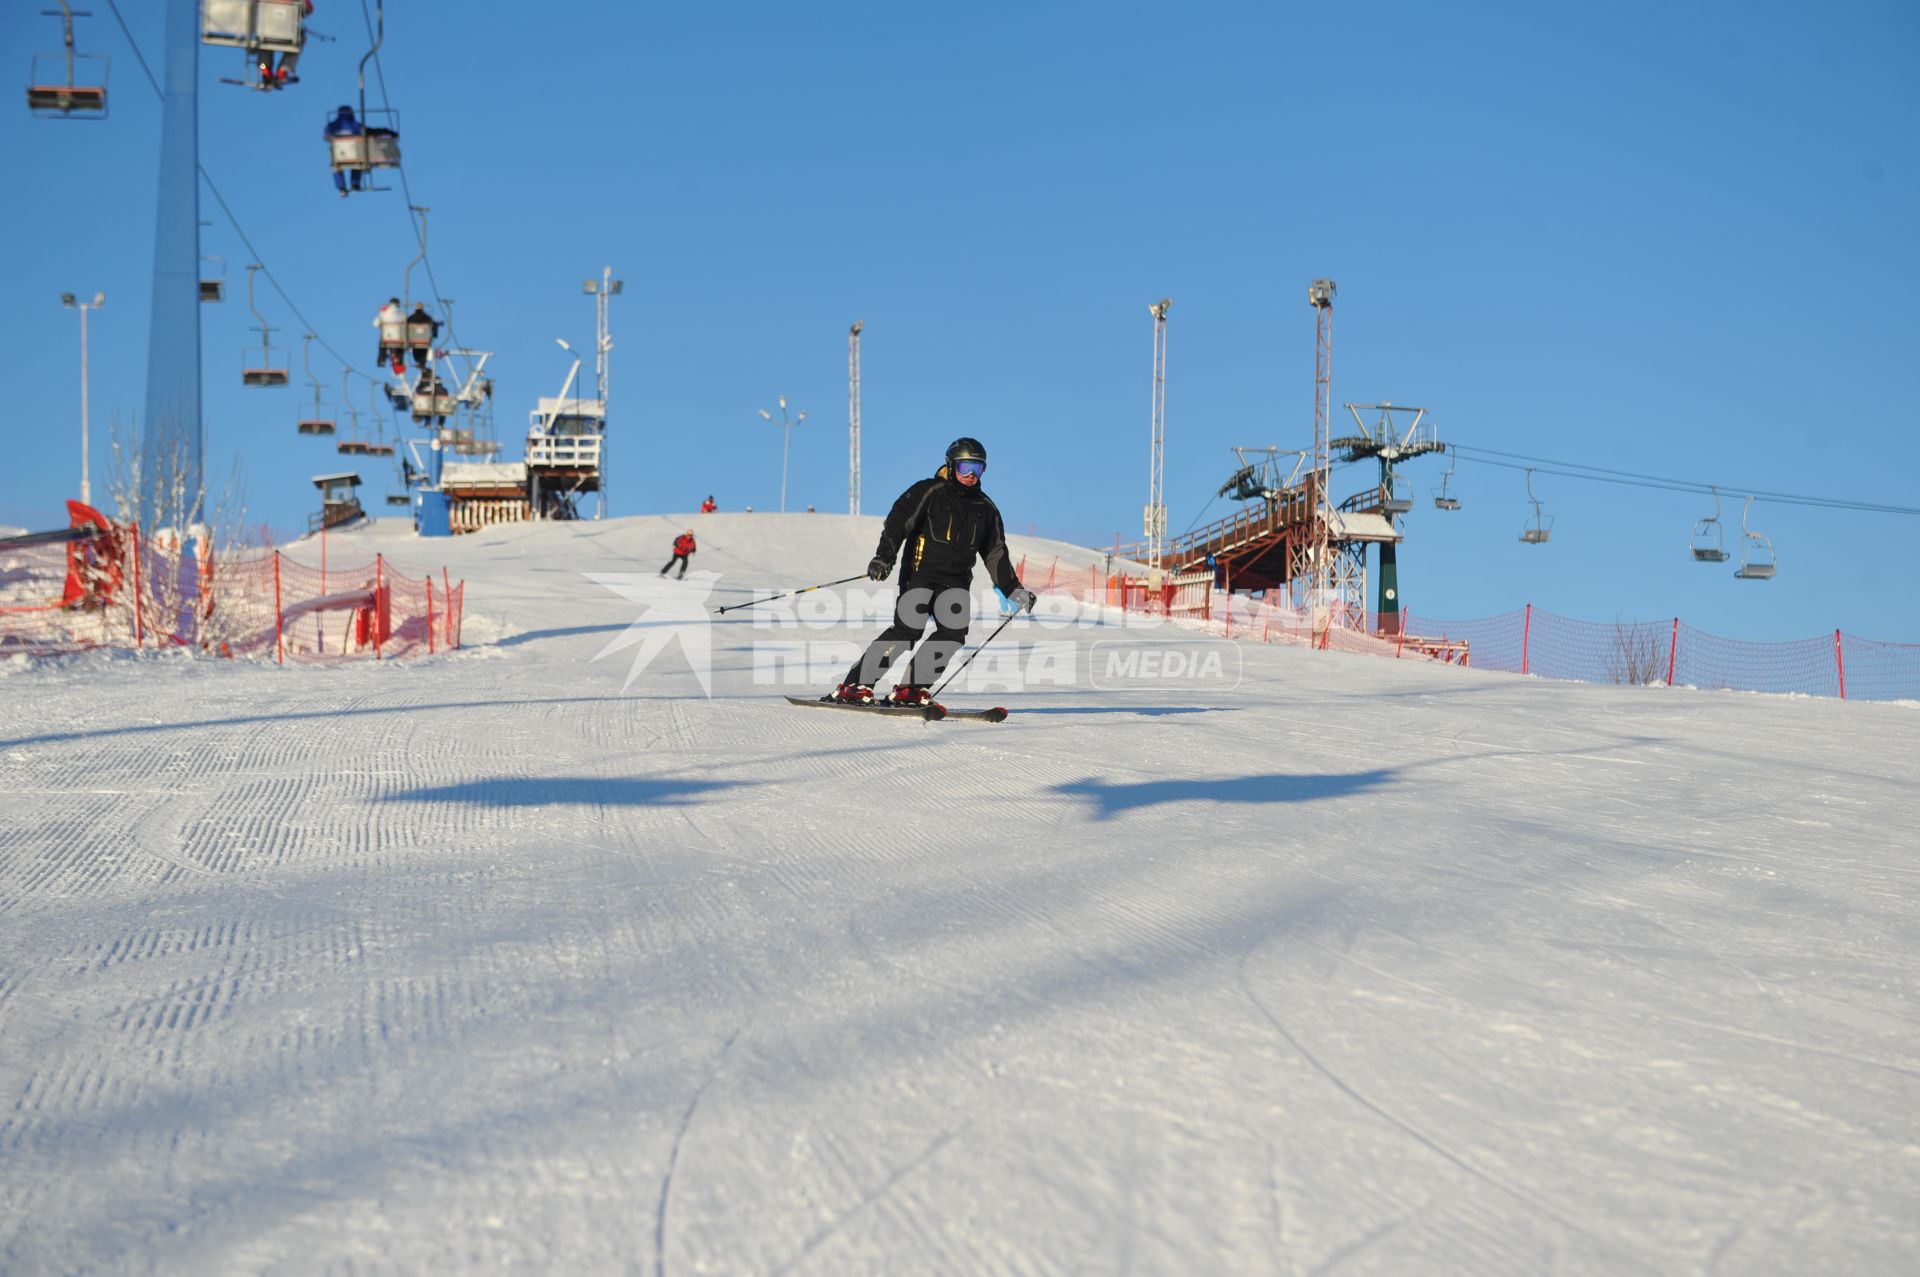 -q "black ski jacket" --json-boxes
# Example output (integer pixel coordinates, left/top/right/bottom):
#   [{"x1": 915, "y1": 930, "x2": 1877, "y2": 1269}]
[{"x1": 873, "y1": 472, "x2": 1025, "y2": 595}]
